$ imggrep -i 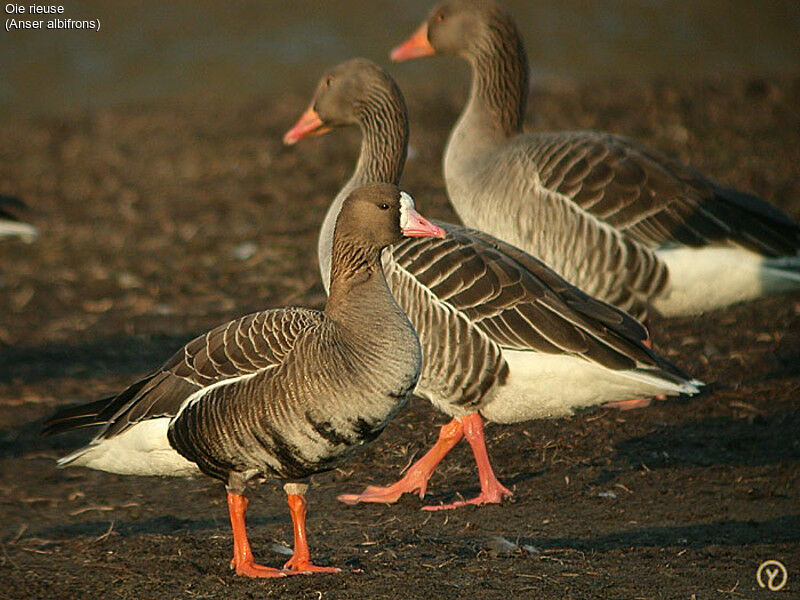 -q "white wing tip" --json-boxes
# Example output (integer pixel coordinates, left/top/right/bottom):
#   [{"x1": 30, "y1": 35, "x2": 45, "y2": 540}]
[
  {"x1": 621, "y1": 369, "x2": 703, "y2": 397},
  {"x1": 56, "y1": 447, "x2": 88, "y2": 468},
  {"x1": 681, "y1": 379, "x2": 704, "y2": 395},
  {"x1": 0, "y1": 221, "x2": 38, "y2": 242}
]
